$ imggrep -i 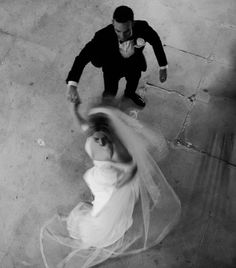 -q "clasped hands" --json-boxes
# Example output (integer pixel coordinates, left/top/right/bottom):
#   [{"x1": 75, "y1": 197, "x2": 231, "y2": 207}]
[
  {"x1": 67, "y1": 85, "x2": 81, "y2": 104},
  {"x1": 159, "y1": 68, "x2": 167, "y2": 83}
]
